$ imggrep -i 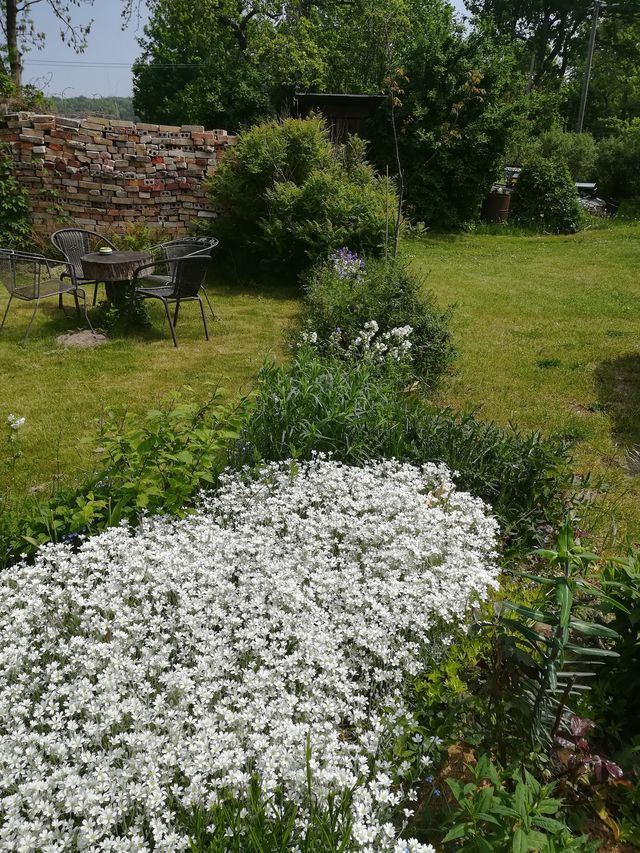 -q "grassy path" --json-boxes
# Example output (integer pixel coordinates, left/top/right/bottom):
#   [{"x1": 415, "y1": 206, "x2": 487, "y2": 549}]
[{"x1": 410, "y1": 224, "x2": 640, "y2": 545}]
